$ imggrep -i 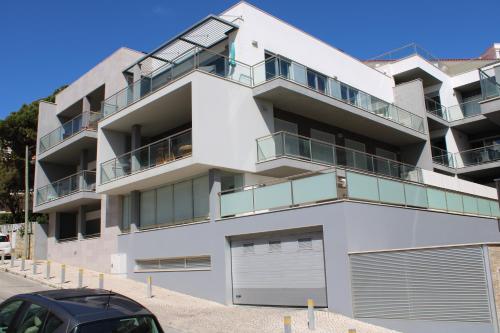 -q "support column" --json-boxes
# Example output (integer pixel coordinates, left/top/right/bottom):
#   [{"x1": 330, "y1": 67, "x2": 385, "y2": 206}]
[
  {"x1": 132, "y1": 64, "x2": 141, "y2": 102},
  {"x1": 82, "y1": 96, "x2": 91, "y2": 127},
  {"x1": 130, "y1": 190, "x2": 140, "y2": 232},
  {"x1": 77, "y1": 205, "x2": 86, "y2": 240},
  {"x1": 209, "y1": 169, "x2": 222, "y2": 222},
  {"x1": 131, "y1": 125, "x2": 142, "y2": 172}
]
